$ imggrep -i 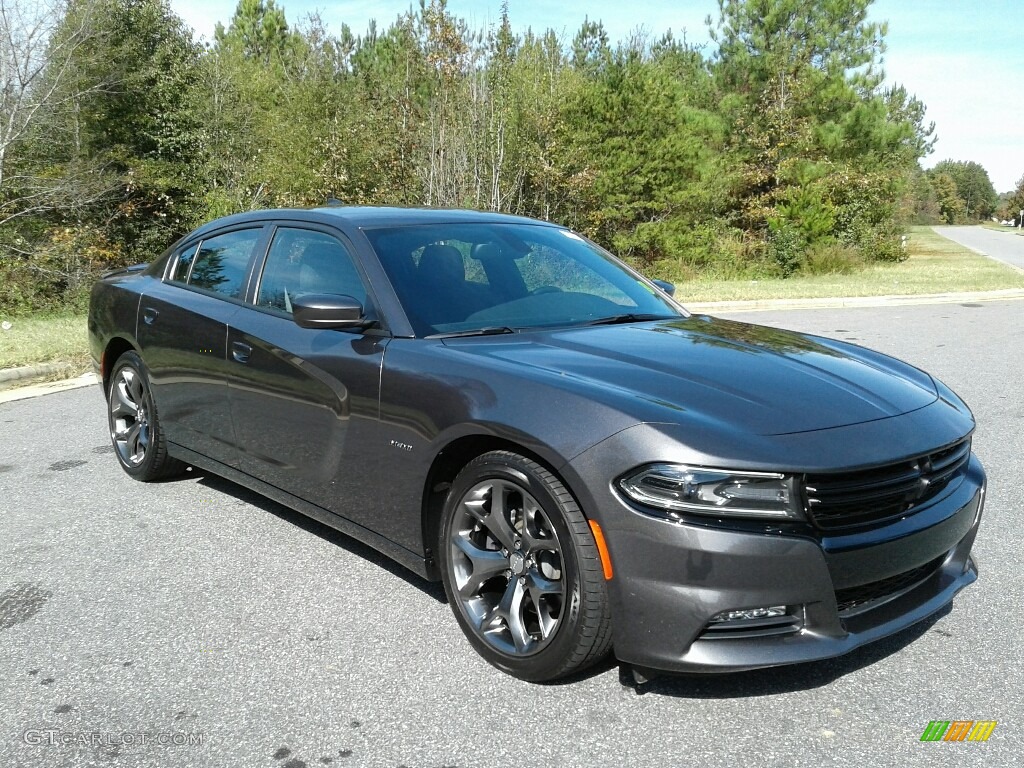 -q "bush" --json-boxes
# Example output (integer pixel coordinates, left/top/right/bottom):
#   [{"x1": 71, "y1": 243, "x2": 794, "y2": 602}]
[
  {"x1": 0, "y1": 225, "x2": 127, "y2": 315},
  {"x1": 803, "y1": 241, "x2": 865, "y2": 275},
  {"x1": 765, "y1": 220, "x2": 806, "y2": 276}
]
